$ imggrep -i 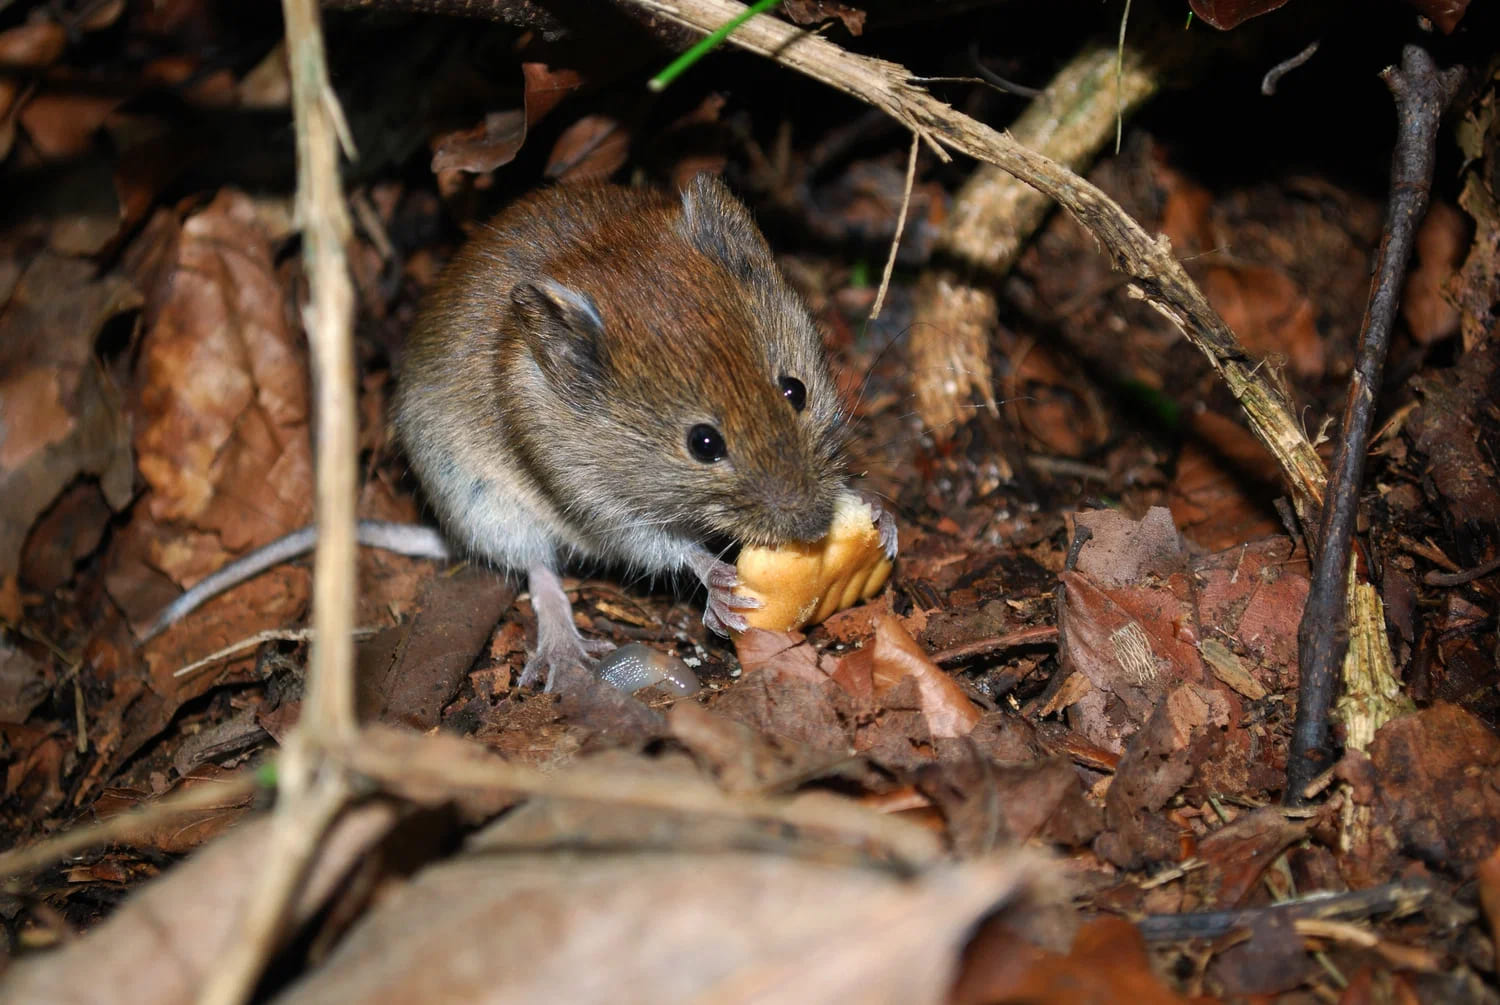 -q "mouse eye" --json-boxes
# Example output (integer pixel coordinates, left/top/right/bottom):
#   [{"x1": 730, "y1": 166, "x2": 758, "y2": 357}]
[
  {"x1": 687, "y1": 423, "x2": 727, "y2": 463},
  {"x1": 779, "y1": 376, "x2": 806, "y2": 412}
]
